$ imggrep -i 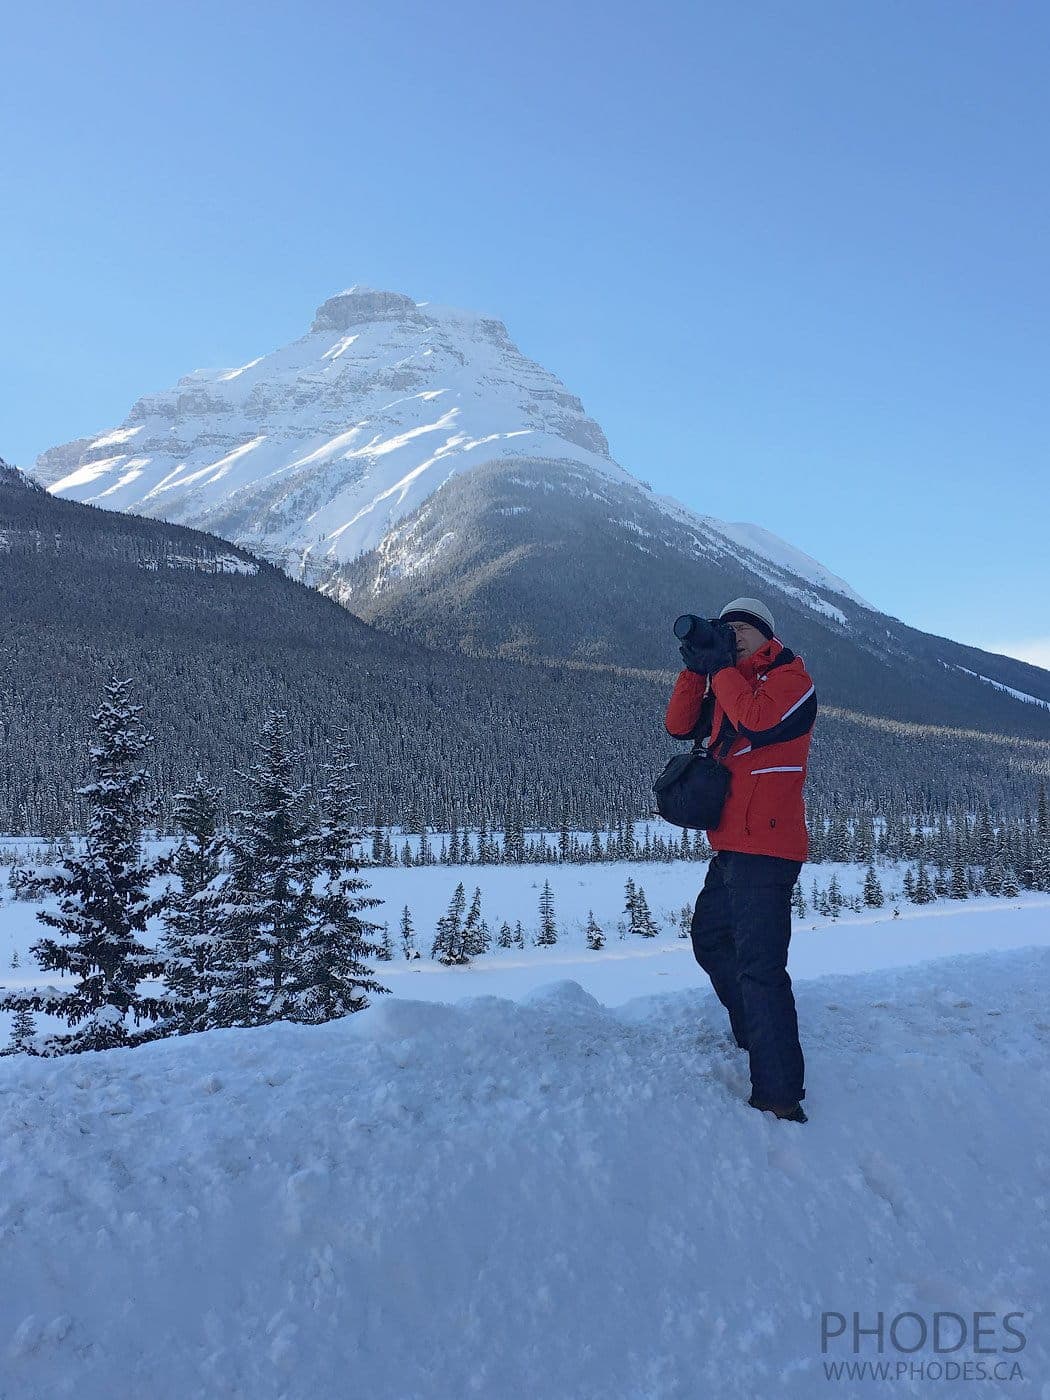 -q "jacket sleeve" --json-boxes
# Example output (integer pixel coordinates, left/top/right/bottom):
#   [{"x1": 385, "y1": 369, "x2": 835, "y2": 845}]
[
  {"x1": 664, "y1": 670, "x2": 709, "y2": 739},
  {"x1": 709, "y1": 664, "x2": 815, "y2": 742}
]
